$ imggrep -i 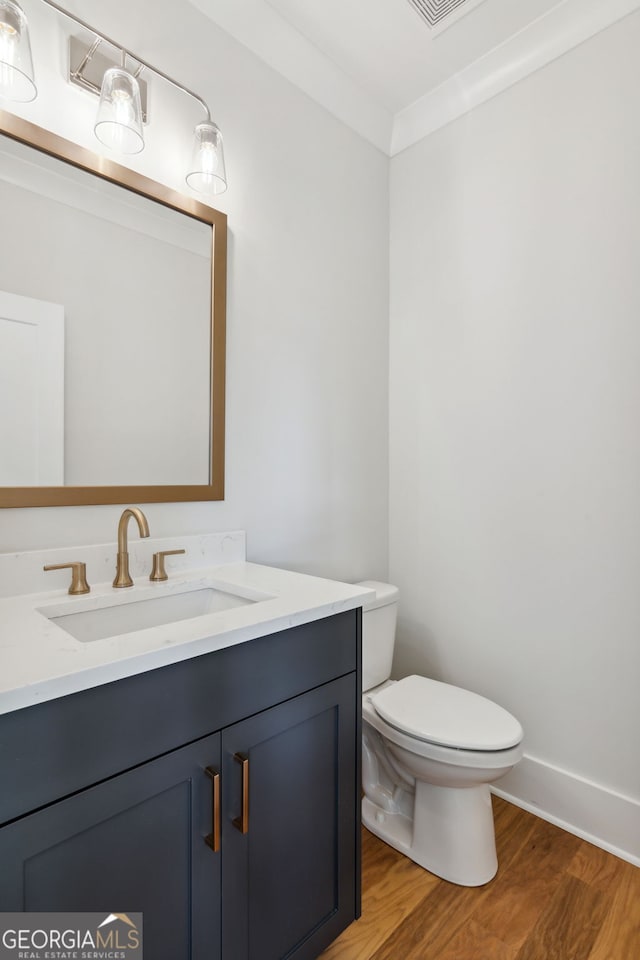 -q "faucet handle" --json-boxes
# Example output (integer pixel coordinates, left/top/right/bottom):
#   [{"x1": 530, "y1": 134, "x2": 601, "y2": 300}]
[
  {"x1": 150, "y1": 549, "x2": 186, "y2": 582},
  {"x1": 44, "y1": 562, "x2": 91, "y2": 595}
]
